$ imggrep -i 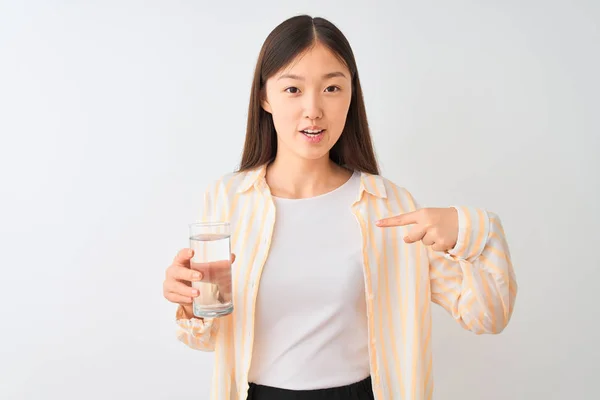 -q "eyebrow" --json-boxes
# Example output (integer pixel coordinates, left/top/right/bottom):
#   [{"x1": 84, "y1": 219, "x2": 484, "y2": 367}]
[{"x1": 277, "y1": 71, "x2": 347, "y2": 81}]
